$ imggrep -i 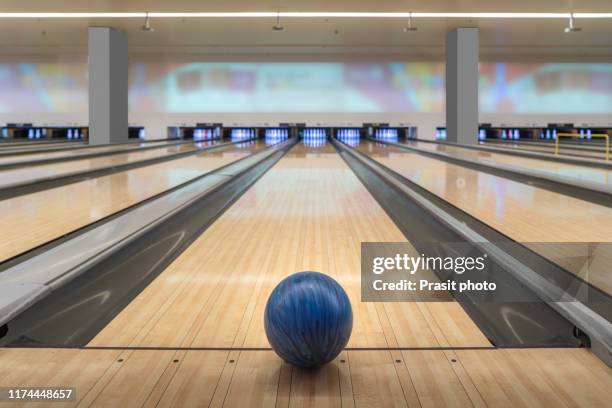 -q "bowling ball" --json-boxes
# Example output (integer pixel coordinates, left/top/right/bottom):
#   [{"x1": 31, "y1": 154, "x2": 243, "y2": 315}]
[{"x1": 264, "y1": 271, "x2": 353, "y2": 368}]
